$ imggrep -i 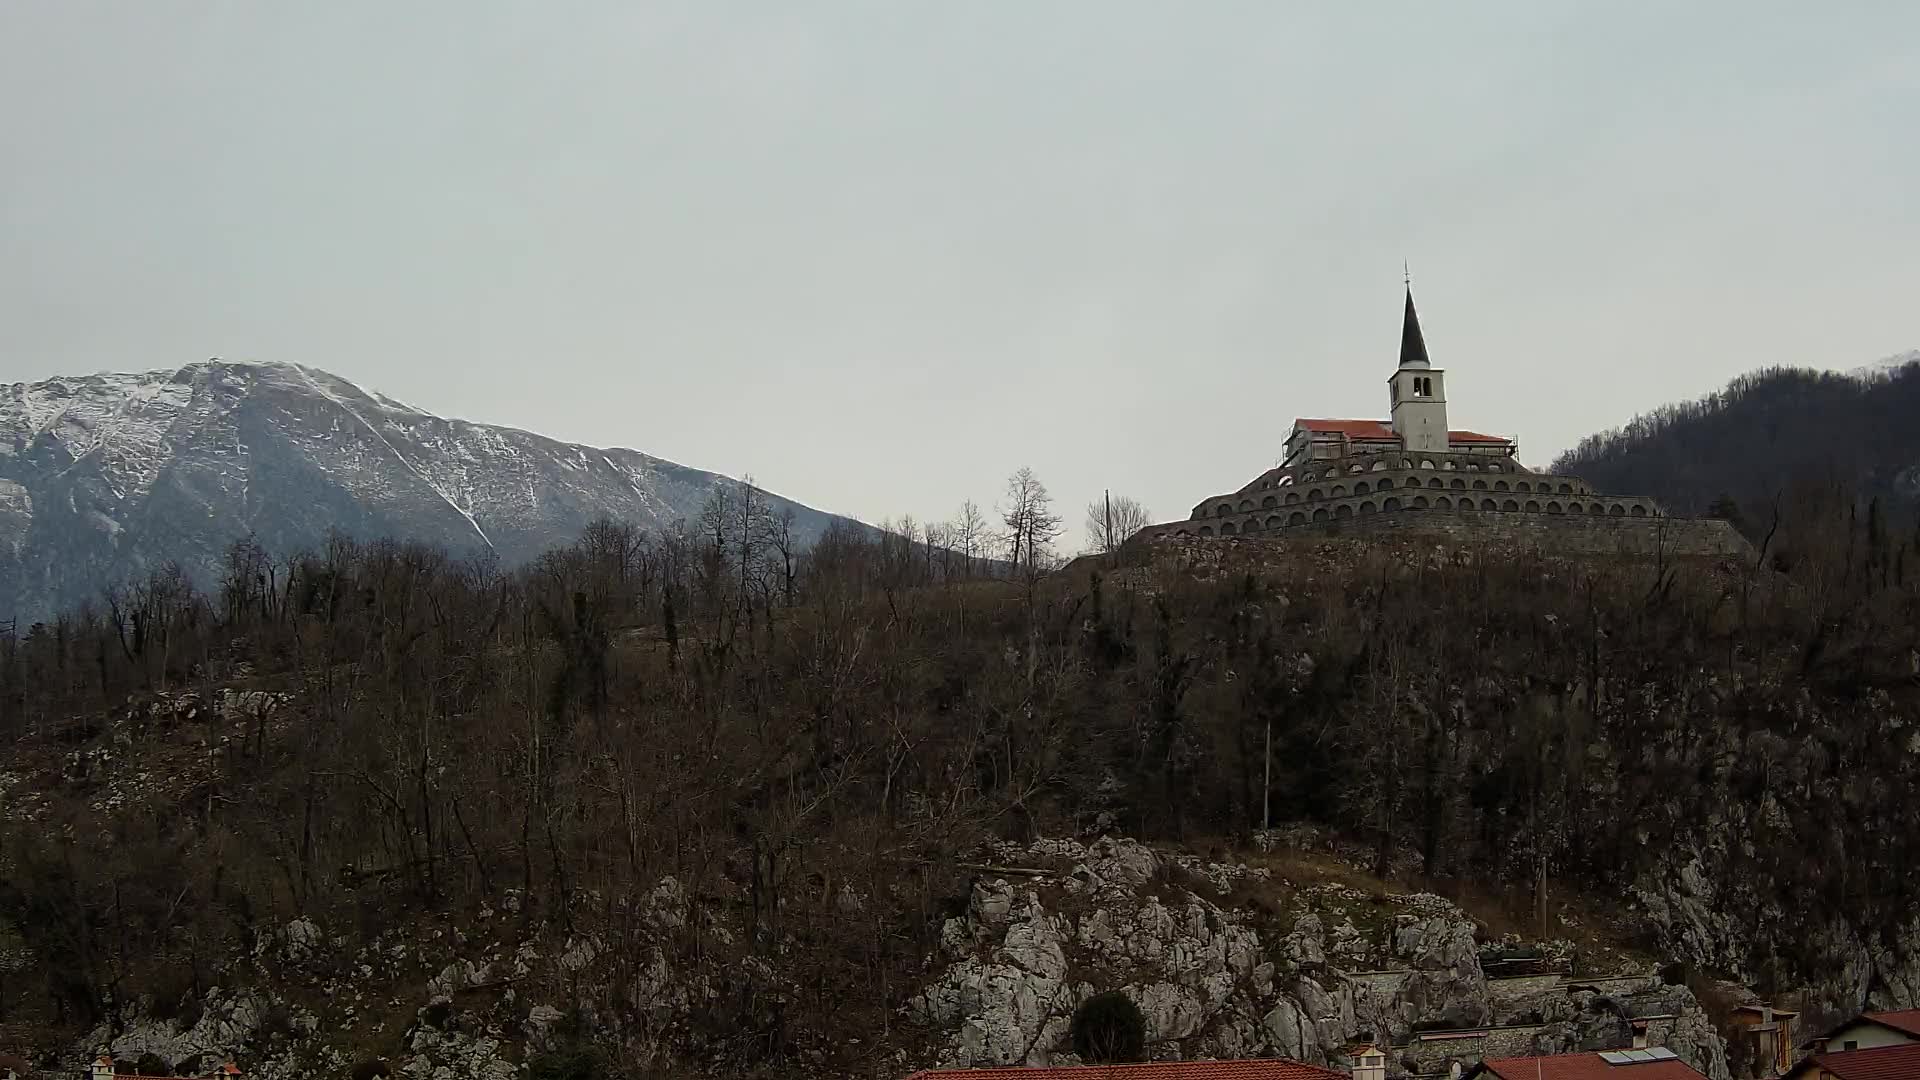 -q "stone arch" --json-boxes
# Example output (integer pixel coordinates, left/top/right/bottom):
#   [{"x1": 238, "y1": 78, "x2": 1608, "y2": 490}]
[
  {"x1": 1516, "y1": 480, "x2": 1531, "y2": 492},
  {"x1": 1502, "y1": 499, "x2": 1520, "y2": 511},
  {"x1": 1199, "y1": 526, "x2": 1214, "y2": 536},
  {"x1": 1331, "y1": 484, "x2": 1347, "y2": 497},
  {"x1": 1467, "y1": 463, "x2": 1483, "y2": 472},
  {"x1": 1547, "y1": 501, "x2": 1563, "y2": 514},
  {"x1": 1386, "y1": 497, "x2": 1404, "y2": 511},
  {"x1": 1216, "y1": 503, "x2": 1233, "y2": 517},
  {"x1": 1428, "y1": 477, "x2": 1444, "y2": 489},
  {"x1": 1487, "y1": 462, "x2": 1505, "y2": 473},
  {"x1": 1266, "y1": 515, "x2": 1284, "y2": 529},
  {"x1": 1525, "y1": 500, "x2": 1541, "y2": 512},
  {"x1": 1277, "y1": 474, "x2": 1293, "y2": 486},
  {"x1": 1431, "y1": 495, "x2": 1447, "y2": 509},
  {"x1": 1472, "y1": 479, "x2": 1489, "y2": 490},
  {"x1": 1262, "y1": 495, "x2": 1278, "y2": 508},
  {"x1": 1451, "y1": 478, "x2": 1466, "y2": 490},
  {"x1": 1442, "y1": 460, "x2": 1457, "y2": 470},
  {"x1": 1456, "y1": 498, "x2": 1473, "y2": 511},
  {"x1": 1630, "y1": 504, "x2": 1647, "y2": 517},
  {"x1": 1308, "y1": 489, "x2": 1323, "y2": 501},
  {"x1": 1239, "y1": 499, "x2": 1254, "y2": 512},
  {"x1": 1241, "y1": 517, "x2": 1260, "y2": 533},
  {"x1": 1609, "y1": 504, "x2": 1626, "y2": 517},
  {"x1": 1378, "y1": 477, "x2": 1395, "y2": 490},
  {"x1": 1495, "y1": 480, "x2": 1510, "y2": 492},
  {"x1": 1348, "y1": 464, "x2": 1364, "y2": 474},
  {"x1": 1288, "y1": 511, "x2": 1307, "y2": 526},
  {"x1": 1558, "y1": 483, "x2": 1573, "y2": 494},
  {"x1": 1371, "y1": 459, "x2": 1388, "y2": 472},
  {"x1": 1482, "y1": 498, "x2": 1499, "y2": 511},
  {"x1": 1311, "y1": 508, "x2": 1330, "y2": 522},
  {"x1": 1419, "y1": 459, "x2": 1436, "y2": 470},
  {"x1": 1221, "y1": 521, "x2": 1238, "y2": 535},
  {"x1": 1284, "y1": 492, "x2": 1300, "y2": 505},
  {"x1": 1360, "y1": 501, "x2": 1377, "y2": 515},
  {"x1": 1335, "y1": 504, "x2": 1354, "y2": 519},
  {"x1": 1173, "y1": 529, "x2": 1191, "y2": 538},
  {"x1": 1355, "y1": 481, "x2": 1371, "y2": 495},
  {"x1": 1588, "y1": 502, "x2": 1604, "y2": 515}
]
